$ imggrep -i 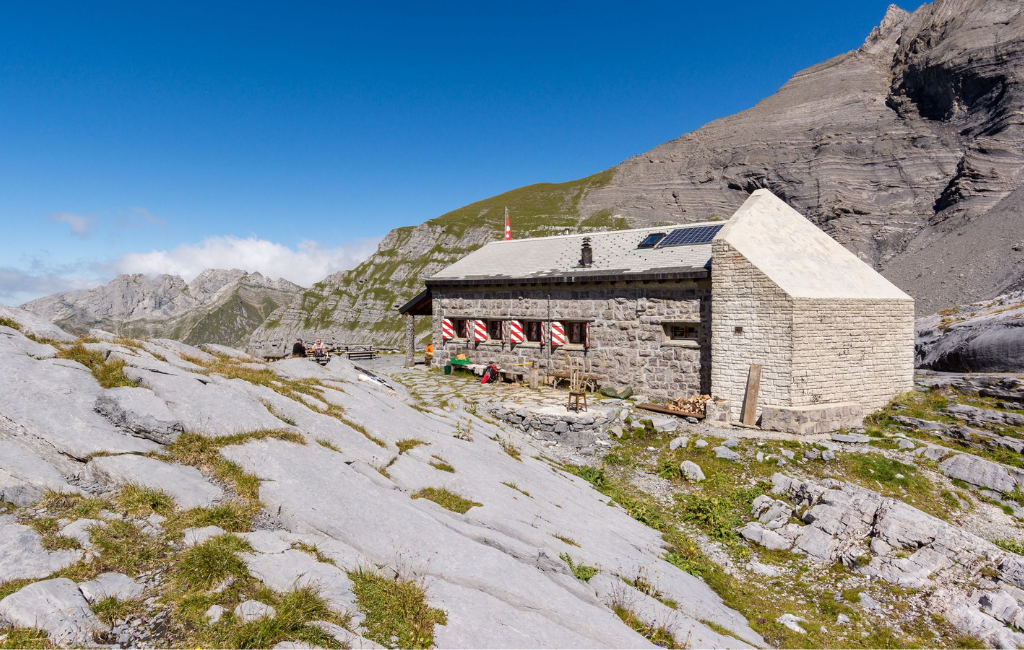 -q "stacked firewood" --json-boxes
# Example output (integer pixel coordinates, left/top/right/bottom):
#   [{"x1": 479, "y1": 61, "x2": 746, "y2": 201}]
[{"x1": 672, "y1": 394, "x2": 711, "y2": 416}]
